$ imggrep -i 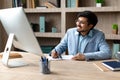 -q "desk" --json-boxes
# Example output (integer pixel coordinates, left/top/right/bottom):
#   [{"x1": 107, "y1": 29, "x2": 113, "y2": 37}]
[{"x1": 0, "y1": 52, "x2": 120, "y2": 80}]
